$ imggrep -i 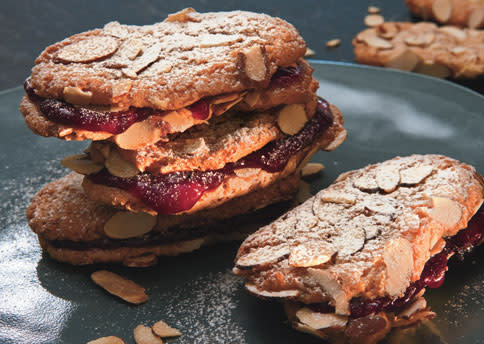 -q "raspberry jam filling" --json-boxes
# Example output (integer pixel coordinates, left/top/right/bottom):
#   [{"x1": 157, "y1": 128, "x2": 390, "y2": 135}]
[
  {"x1": 24, "y1": 63, "x2": 304, "y2": 134},
  {"x1": 88, "y1": 98, "x2": 334, "y2": 214},
  {"x1": 309, "y1": 205, "x2": 484, "y2": 319}
]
